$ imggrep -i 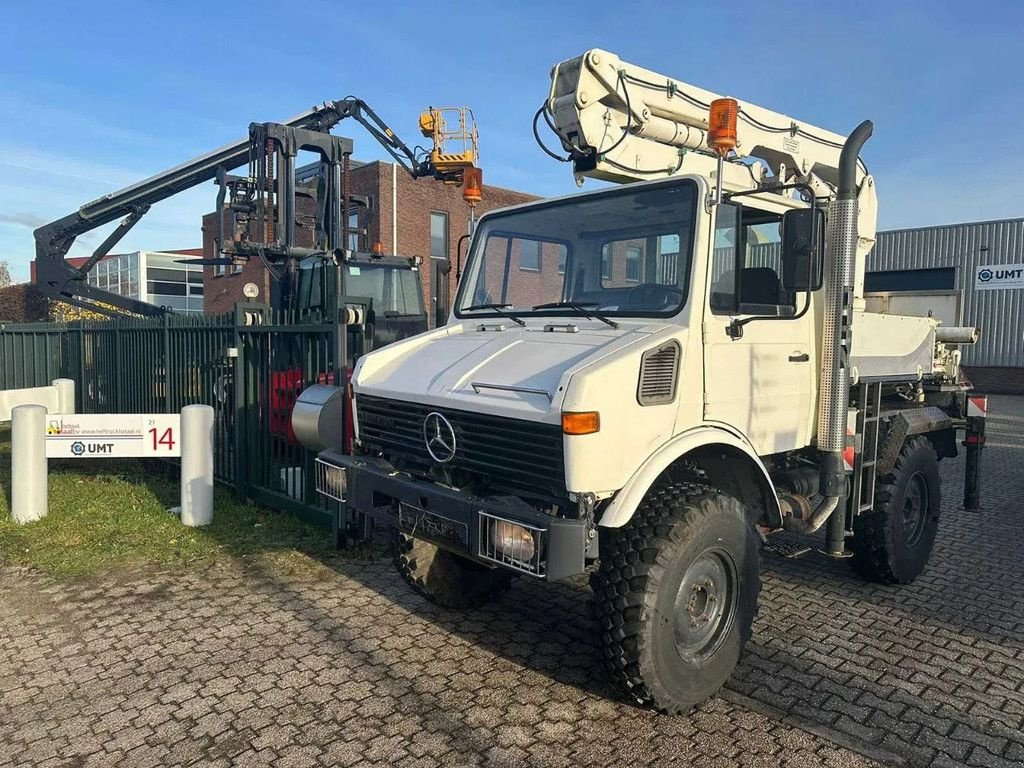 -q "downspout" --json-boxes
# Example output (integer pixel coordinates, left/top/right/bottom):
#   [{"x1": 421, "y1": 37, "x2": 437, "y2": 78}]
[{"x1": 783, "y1": 120, "x2": 873, "y2": 552}]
